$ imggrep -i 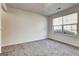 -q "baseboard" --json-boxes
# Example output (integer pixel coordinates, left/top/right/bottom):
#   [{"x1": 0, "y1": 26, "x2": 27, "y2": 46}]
[{"x1": 2, "y1": 37, "x2": 47, "y2": 47}]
